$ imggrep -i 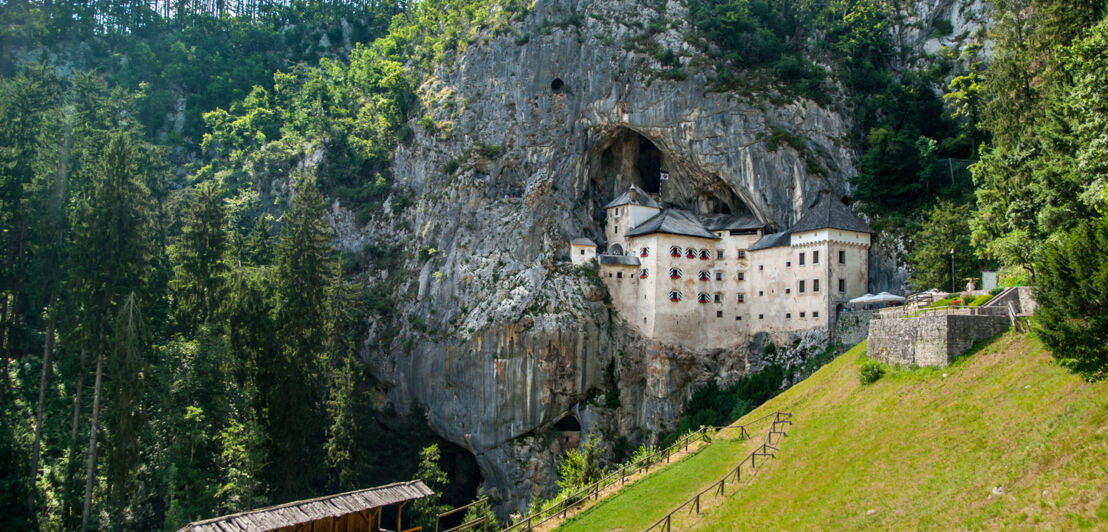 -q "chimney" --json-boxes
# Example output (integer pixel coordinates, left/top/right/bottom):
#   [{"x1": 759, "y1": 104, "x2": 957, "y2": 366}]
[{"x1": 629, "y1": 186, "x2": 637, "y2": 203}]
